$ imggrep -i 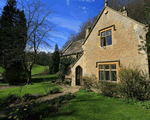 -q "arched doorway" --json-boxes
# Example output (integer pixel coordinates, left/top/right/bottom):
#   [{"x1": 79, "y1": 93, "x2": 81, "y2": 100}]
[{"x1": 76, "y1": 66, "x2": 82, "y2": 85}]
